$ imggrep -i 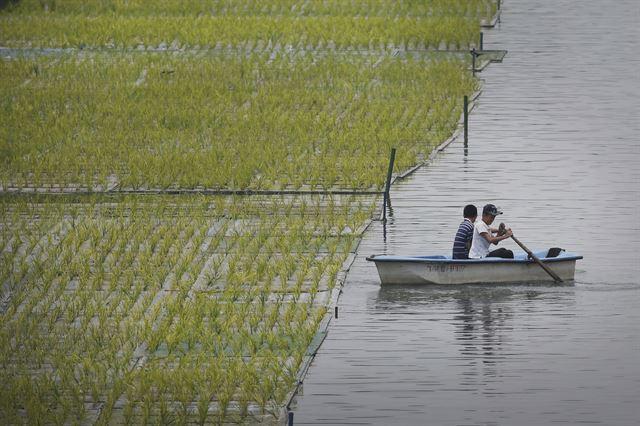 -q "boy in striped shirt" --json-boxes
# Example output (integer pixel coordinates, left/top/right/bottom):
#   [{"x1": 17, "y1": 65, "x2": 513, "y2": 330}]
[{"x1": 452, "y1": 204, "x2": 477, "y2": 259}]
